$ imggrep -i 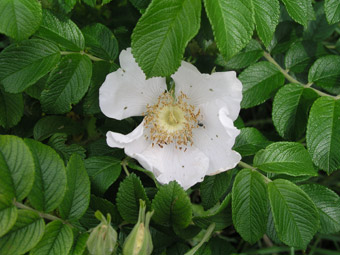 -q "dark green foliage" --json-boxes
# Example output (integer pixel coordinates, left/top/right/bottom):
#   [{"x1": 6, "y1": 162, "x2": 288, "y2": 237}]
[{"x1": 0, "y1": 0, "x2": 340, "y2": 254}]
